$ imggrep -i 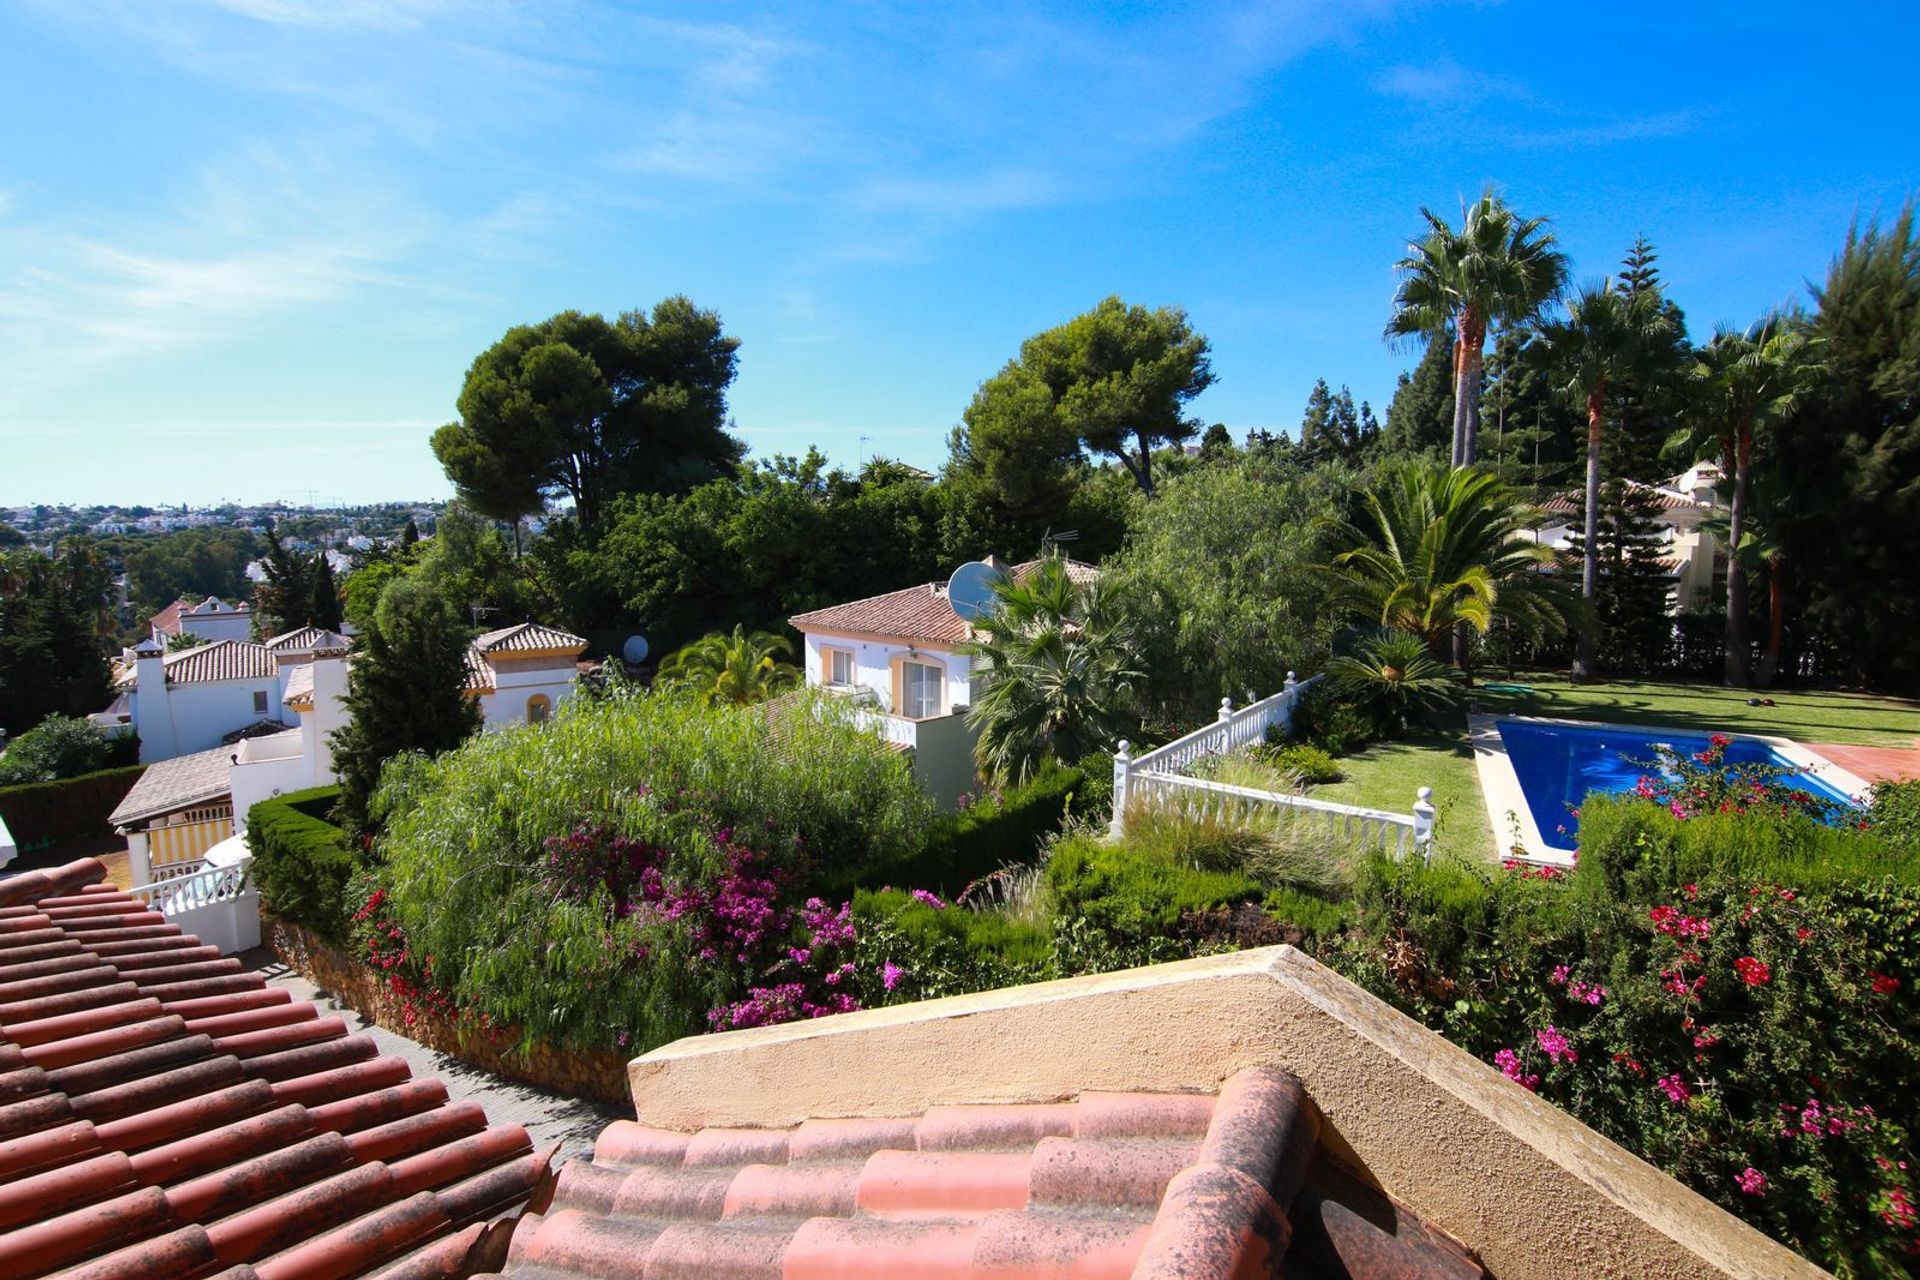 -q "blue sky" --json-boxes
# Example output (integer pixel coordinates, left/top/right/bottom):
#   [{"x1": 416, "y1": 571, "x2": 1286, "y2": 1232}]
[{"x1": 1, "y1": 1, "x2": 1913, "y2": 506}]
